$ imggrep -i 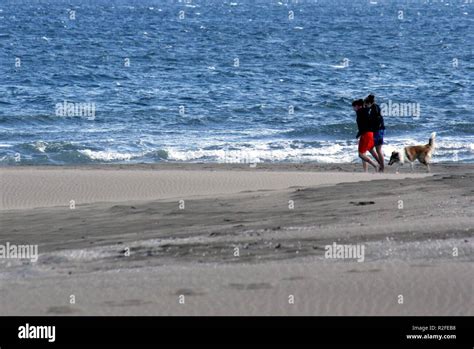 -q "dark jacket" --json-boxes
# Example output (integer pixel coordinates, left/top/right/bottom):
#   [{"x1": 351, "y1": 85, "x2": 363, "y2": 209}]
[
  {"x1": 356, "y1": 107, "x2": 371, "y2": 138},
  {"x1": 368, "y1": 104, "x2": 385, "y2": 131}
]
